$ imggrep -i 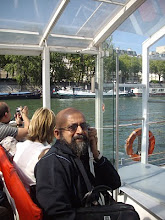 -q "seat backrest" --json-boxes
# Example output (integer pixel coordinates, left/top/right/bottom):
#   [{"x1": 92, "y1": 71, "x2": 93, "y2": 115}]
[{"x1": 0, "y1": 145, "x2": 43, "y2": 220}]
